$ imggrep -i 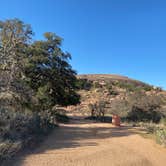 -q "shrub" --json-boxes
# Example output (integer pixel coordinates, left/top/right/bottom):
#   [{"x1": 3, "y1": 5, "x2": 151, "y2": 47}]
[
  {"x1": 160, "y1": 118, "x2": 166, "y2": 126},
  {"x1": 138, "y1": 122, "x2": 166, "y2": 146},
  {"x1": 88, "y1": 101, "x2": 107, "y2": 119},
  {"x1": 0, "y1": 140, "x2": 22, "y2": 163},
  {"x1": 93, "y1": 82, "x2": 102, "y2": 89},
  {"x1": 76, "y1": 79, "x2": 92, "y2": 90},
  {"x1": 127, "y1": 106, "x2": 163, "y2": 123},
  {"x1": 0, "y1": 108, "x2": 57, "y2": 164},
  {"x1": 56, "y1": 114, "x2": 69, "y2": 123},
  {"x1": 141, "y1": 123, "x2": 158, "y2": 134},
  {"x1": 105, "y1": 84, "x2": 118, "y2": 96},
  {"x1": 155, "y1": 128, "x2": 166, "y2": 146},
  {"x1": 108, "y1": 89, "x2": 119, "y2": 96},
  {"x1": 142, "y1": 85, "x2": 153, "y2": 91},
  {"x1": 125, "y1": 91, "x2": 166, "y2": 123},
  {"x1": 115, "y1": 81, "x2": 137, "y2": 92}
]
